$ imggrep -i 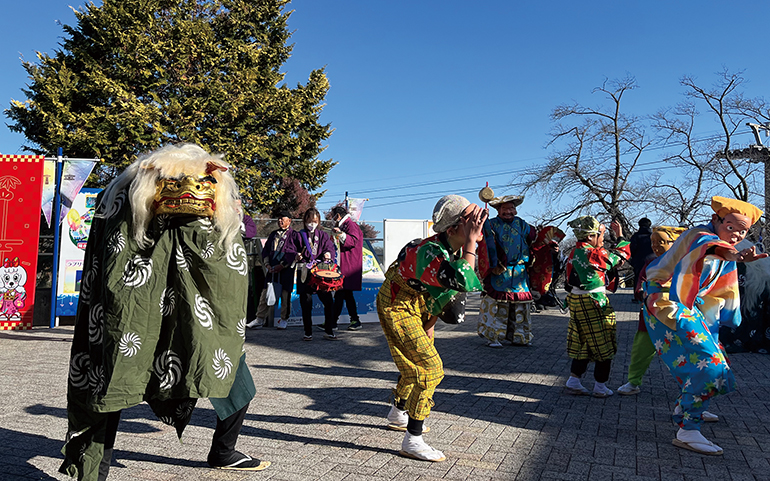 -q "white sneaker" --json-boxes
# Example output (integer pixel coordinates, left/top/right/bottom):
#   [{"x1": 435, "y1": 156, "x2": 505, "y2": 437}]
[
  {"x1": 387, "y1": 405, "x2": 408, "y2": 430},
  {"x1": 673, "y1": 428, "x2": 723, "y2": 455},
  {"x1": 245, "y1": 318, "x2": 264, "y2": 329},
  {"x1": 617, "y1": 382, "x2": 640, "y2": 395},
  {"x1": 702, "y1": 411, "x2": 719, "y2": 423},
  {"x1": 276, "y1": 319, "x2": 288, "y2": 330},
  {"x1": 487, "y1": 341, "x2": 503, "y2": 348},
  {"x1": 400, "y1": 433, "x2": 445, "y2": 462}
]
